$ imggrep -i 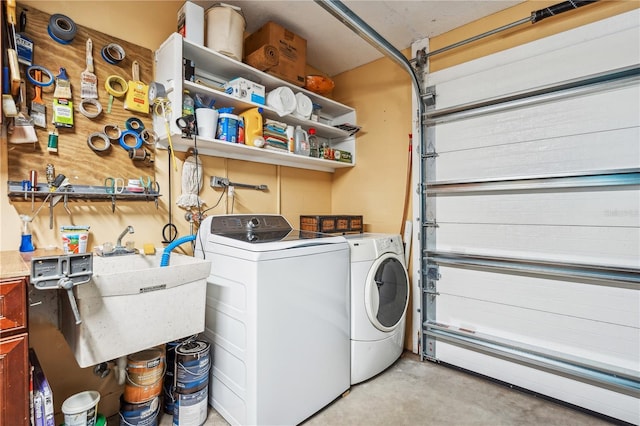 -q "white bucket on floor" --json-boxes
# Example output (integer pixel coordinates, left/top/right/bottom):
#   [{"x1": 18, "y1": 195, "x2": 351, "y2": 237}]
[
  {"x1": 205, "y1": 4, "x2": 245, "y2": 61},
  {"x1": 62, "y1": 390, "x2": 100, "y2": 426}
]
